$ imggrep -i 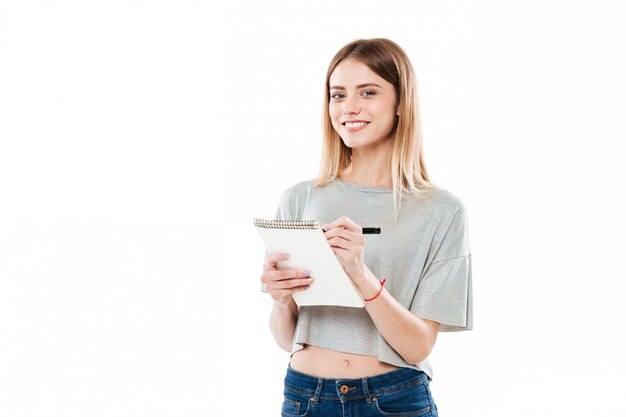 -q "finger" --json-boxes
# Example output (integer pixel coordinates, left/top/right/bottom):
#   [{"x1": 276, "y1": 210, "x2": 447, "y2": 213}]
[
  {"x1": 261, "y1": 268, "x2": 309, "y2": 287},
  {"x1": 327, "y1": 236, "x2": 351, "y2": 250},
  {"x1": 323, "y1": 216, "x2": 361, "y2": 233},
  {"x1": 272, "y1": 285, "x2": 311, "y2": 299},
  {"x1": 324, "y1": 227, "x2": 361, "y2": 242},
  {"x1": 263, "y1": 271, "x2": 314, "y2": 290},
  {"x1": 328, "y1": 244, "x2": 358, "y2": 256},
  {"x1": 270, "y1": 277, "x2": 314, "y2": 290},
  {"x1": 263, "y1": 252, "x2": 291, "y2": 271},
  {"x1": 327, "y1": 234, "x2": 365, "y2": 250},
  {"x1": 273, "y1": 269, "x2": 310, "y2": 282},
  {"x1": 285, "y1": 277, "x2": 314, "y2": 289}
]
